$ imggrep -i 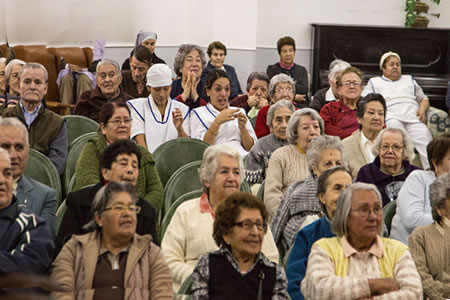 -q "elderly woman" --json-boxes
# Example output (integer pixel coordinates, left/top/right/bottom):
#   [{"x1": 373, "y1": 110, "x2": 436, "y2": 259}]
[
  {"x1": 170, "y1": 44, "x2": 207, "y2": 109},
  {"x1": 51, "y1": 182, "x2": 172, "y2": 299},
  {"x1": 56, "y1": 139, "x2": 158, "y2": 254},
  {"x1": 363, "y1": 51, "x2": 433, "y2": 169},
  {"x1": 301, "y1": 182, "x2": 423, "y2": 299},
  {"x1": 2, "y1": 59, "x2": 25, "y2": 109},
  {"x1": 264, "y1": 108, "x2": 323, "y2": 218},
  {"x1": 128, "y1": 63, "x2": 190, "y2": 152},
  {"x1": 230, "y1": 71, "x2": 270, "y2": 118},
  {"x1": 200, "y1": 41, "x2": 242, "y2": 101},
  {"x1": 122, "y1": 30, "x2": 165, "y2": 70},
  {"x1": 267, "y1": 36, "x2": 309, "y2": 108},
  {"x1": 0, "y1": 58, "x2": 6, "y2": 101},
  {"x1": 192, "y1": 192, "x2": 290, "y2": 299},
  {"x1": 355, "y1": 127, "x2": 419, "y2": 207},
  {"x1": 343, "y1": 93, "x2": 386, "y2": 178},
  {"x1": 271, "y1": 135, "x2": 348, "y2": 254},
  {"x1": 190, "y1": 69, "x2": 257, "y2": 157},
  {"x1": 161, "y1": 144, "x2": 278, "y2": 292},
  {"x1": 74, "y1": 102, "x2": 163, "y2": 212},
  {"x1": 409, "y1": 173, "x2": 450, "y2": 300},
  {"x1": 391, "y1": 133, "x2": 450, "y2": 245},
  {"x1": 286, "y1": 166, "x2": 352, "y2": 300},
  {"x1": 255, "y1": 73, "x2": 295, "y2": 138},
  {"x1": 310, "y1": 59, "x2": 351, "y2": 113},
  {"x1": 245, "y1": 100, "x2": 294, "y2": 184},
  {"x1": 320, "y1": 66, "x2": 363, "y2": 140}
]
